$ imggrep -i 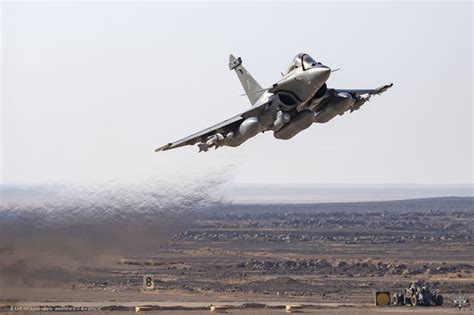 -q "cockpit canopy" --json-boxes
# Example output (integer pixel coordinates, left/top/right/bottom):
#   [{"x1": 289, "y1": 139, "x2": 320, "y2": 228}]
[{"x1": 286, "y1": 53, "x2": 321, "y2": 74}]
